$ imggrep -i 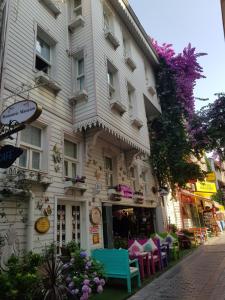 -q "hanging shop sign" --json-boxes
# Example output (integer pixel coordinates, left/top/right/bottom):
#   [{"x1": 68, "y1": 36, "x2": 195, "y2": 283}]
[
  {"x1": 194, "y1": 191, "x2": 214, "y2": 200},
  {"x1": 205, "y1": 172, "x2": 216, "y2": 182},
  {"x1": 35, "y1": 217, "x2": 50, "y2": 234},
  {"x1": 0, "y1": 100, "x2": 42, "y2": 125},
  {"x1": 0, "y1": 145, "x2": 23, "y2": 168},
  {"x1": 180, "y1": 193, "x2": 195, "y2": 204},
  {"x1": 195, "y1": 181, "x2": 217, "y2": 193}
]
